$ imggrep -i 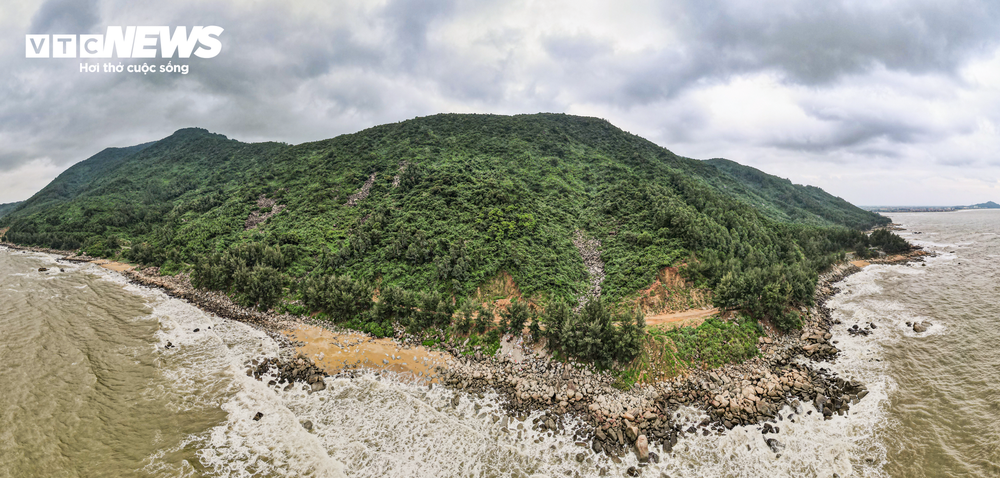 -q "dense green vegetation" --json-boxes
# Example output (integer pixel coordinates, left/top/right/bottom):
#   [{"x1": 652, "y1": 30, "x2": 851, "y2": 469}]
[
  {"x1": 704, "y1": 159, "x2": 884, "y2": 229},
  {"x1": 0, "y1": 201, "x2": 22, "y2": 220},
  {"x1": 854, "y1": 228, "x2": 911, "y2": 258},
  {"x1": 0, "y1": 113, "x2": 904, "y2": 367},
  {"x1": 538, "y1": 300, "x2": 646, "y2": 368},
  {"x1": 615, "y1": 316, "x2": 763, "y2": 386},
  {"x1": 662, "y1": 317, "x2": 763, "y2": 369},
  {"x1": 190, "y1": 242, "x2": 288, "y2": 309}
]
